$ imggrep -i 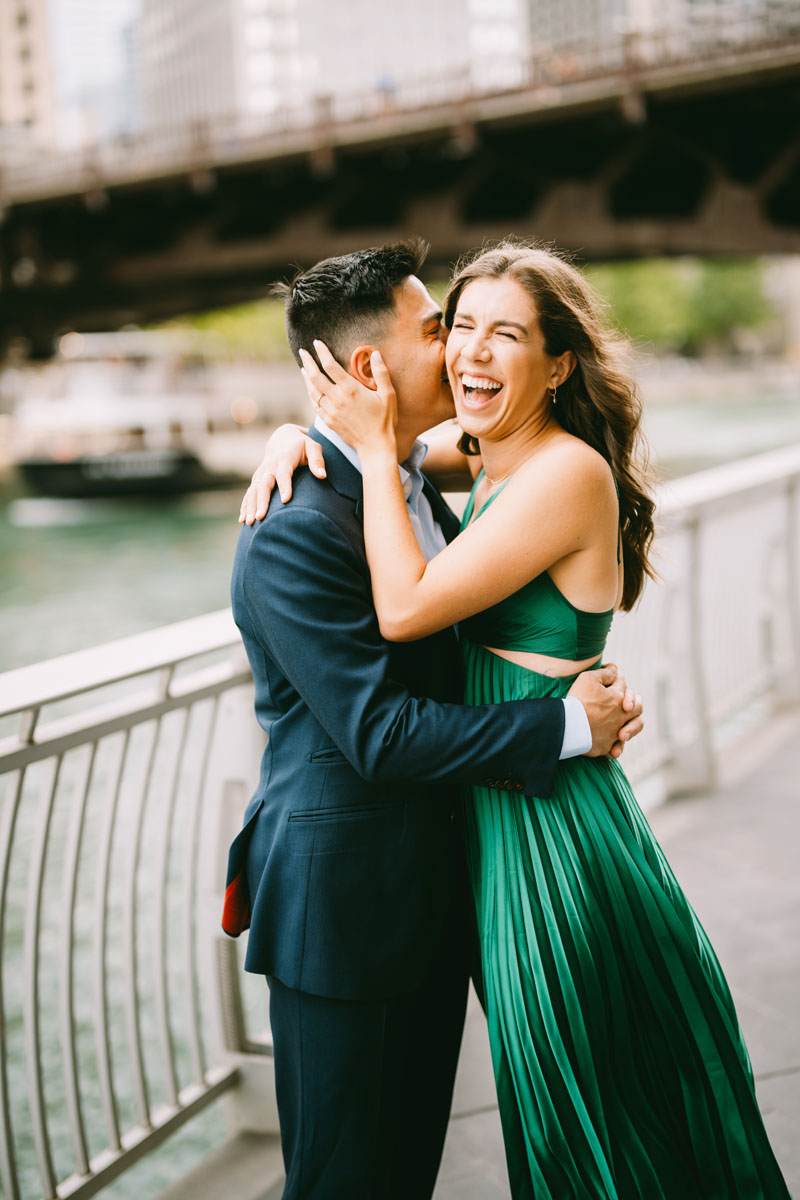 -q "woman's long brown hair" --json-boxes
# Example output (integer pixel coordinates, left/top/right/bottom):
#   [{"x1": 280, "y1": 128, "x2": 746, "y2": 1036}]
[{"x1": 444, "y1": 241, "x2": 657, "y2": 611}]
